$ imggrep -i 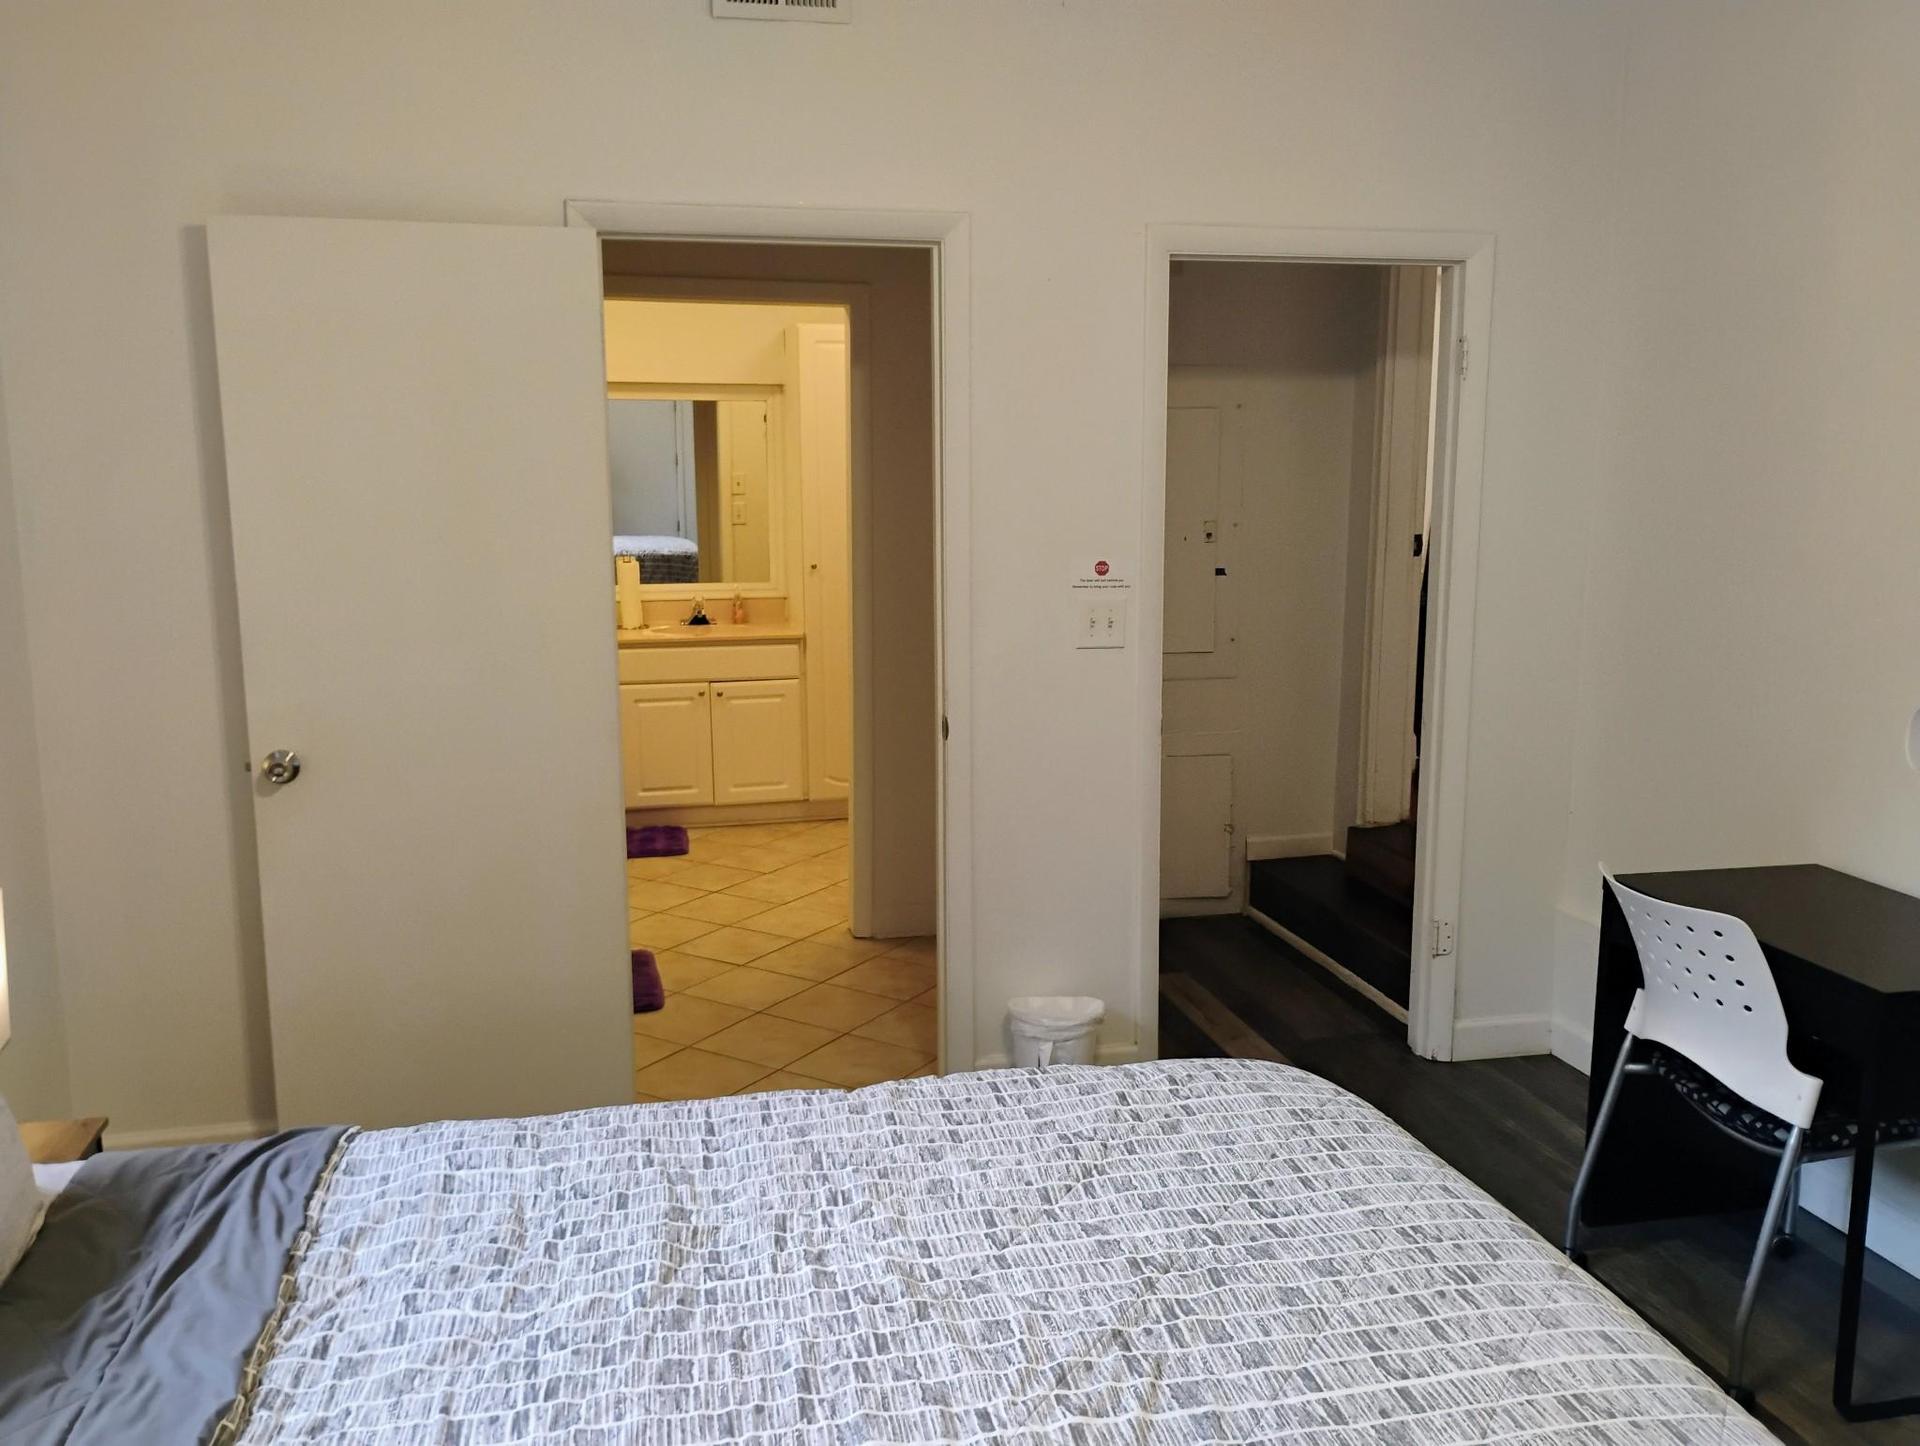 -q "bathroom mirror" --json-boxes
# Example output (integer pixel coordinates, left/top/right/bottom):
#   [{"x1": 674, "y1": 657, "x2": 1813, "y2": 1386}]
[{"x1": 607, "y1": 395, "x2": 776, "y2": 588}]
